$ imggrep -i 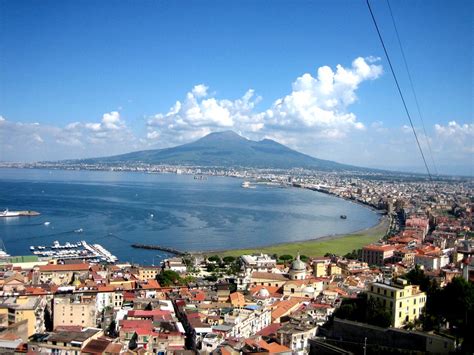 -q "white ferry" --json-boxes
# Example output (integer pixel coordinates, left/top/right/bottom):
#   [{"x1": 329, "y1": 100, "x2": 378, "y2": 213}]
[{"x1": 0, "y1": 209, "x2": 20, "y2": 217}]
